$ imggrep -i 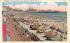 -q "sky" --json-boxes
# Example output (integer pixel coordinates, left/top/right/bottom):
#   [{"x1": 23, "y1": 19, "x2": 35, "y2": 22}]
[
  {"x1": 3, "y1": 2, "x2": 67, "y2": 6},
  {"x1": 4, "y1": 0, "x2": 67, "y2": 2},
  {"x1": 3, "y1": 2, "x2": 67, "y2": 11}
]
